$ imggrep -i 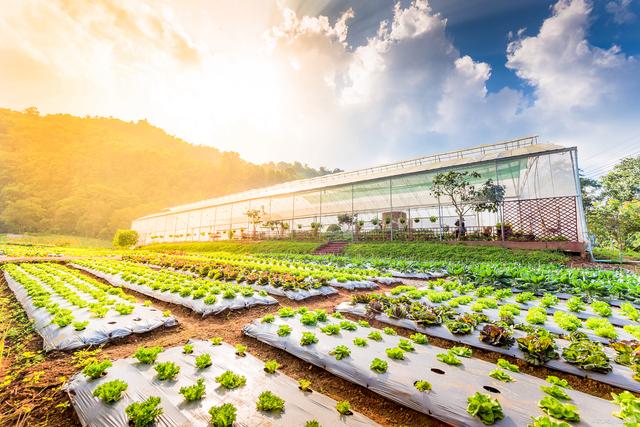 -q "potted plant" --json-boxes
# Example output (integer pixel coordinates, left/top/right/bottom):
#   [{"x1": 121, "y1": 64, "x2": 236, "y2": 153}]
[{"x1": 429, "y1": 215, "x2": 438, "y2": 223}]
